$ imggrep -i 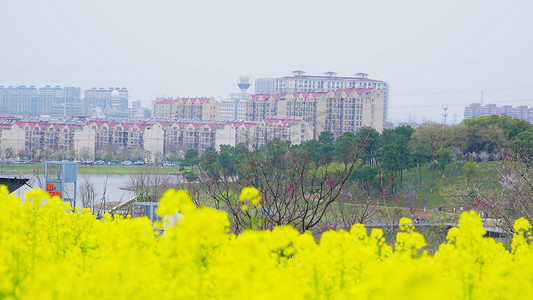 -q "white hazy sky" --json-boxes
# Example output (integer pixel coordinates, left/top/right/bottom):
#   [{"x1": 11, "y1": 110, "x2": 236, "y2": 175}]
[{"x1": 1, "y1": 0, "x2": 533, "y2": 123}]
